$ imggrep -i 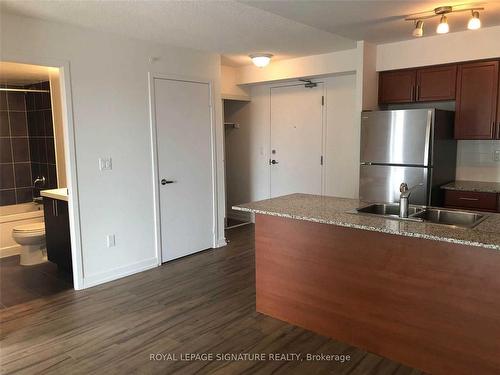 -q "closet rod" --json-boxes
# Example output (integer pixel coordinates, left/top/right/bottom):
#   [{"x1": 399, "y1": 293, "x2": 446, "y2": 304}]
[{"x1": 0, "y1": 87, "x2": 50, "y2": 93}]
